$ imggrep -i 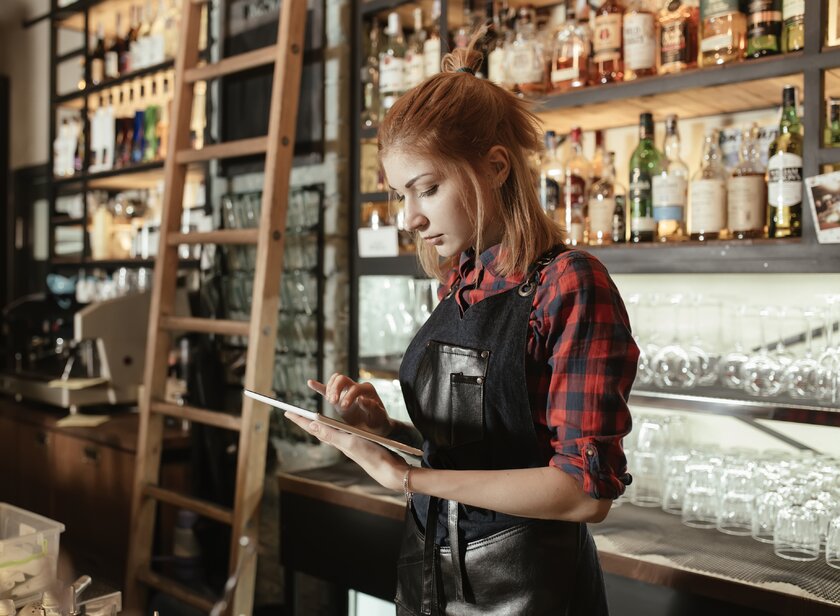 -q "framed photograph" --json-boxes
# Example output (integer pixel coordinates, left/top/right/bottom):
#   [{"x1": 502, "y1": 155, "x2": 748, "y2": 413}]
[
  {"x1": 829, "y1": 0, "x2": 840, "y2": 47},
  {"x1": 805, "y1": 171, "x2": 840, "y2": 243}
]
